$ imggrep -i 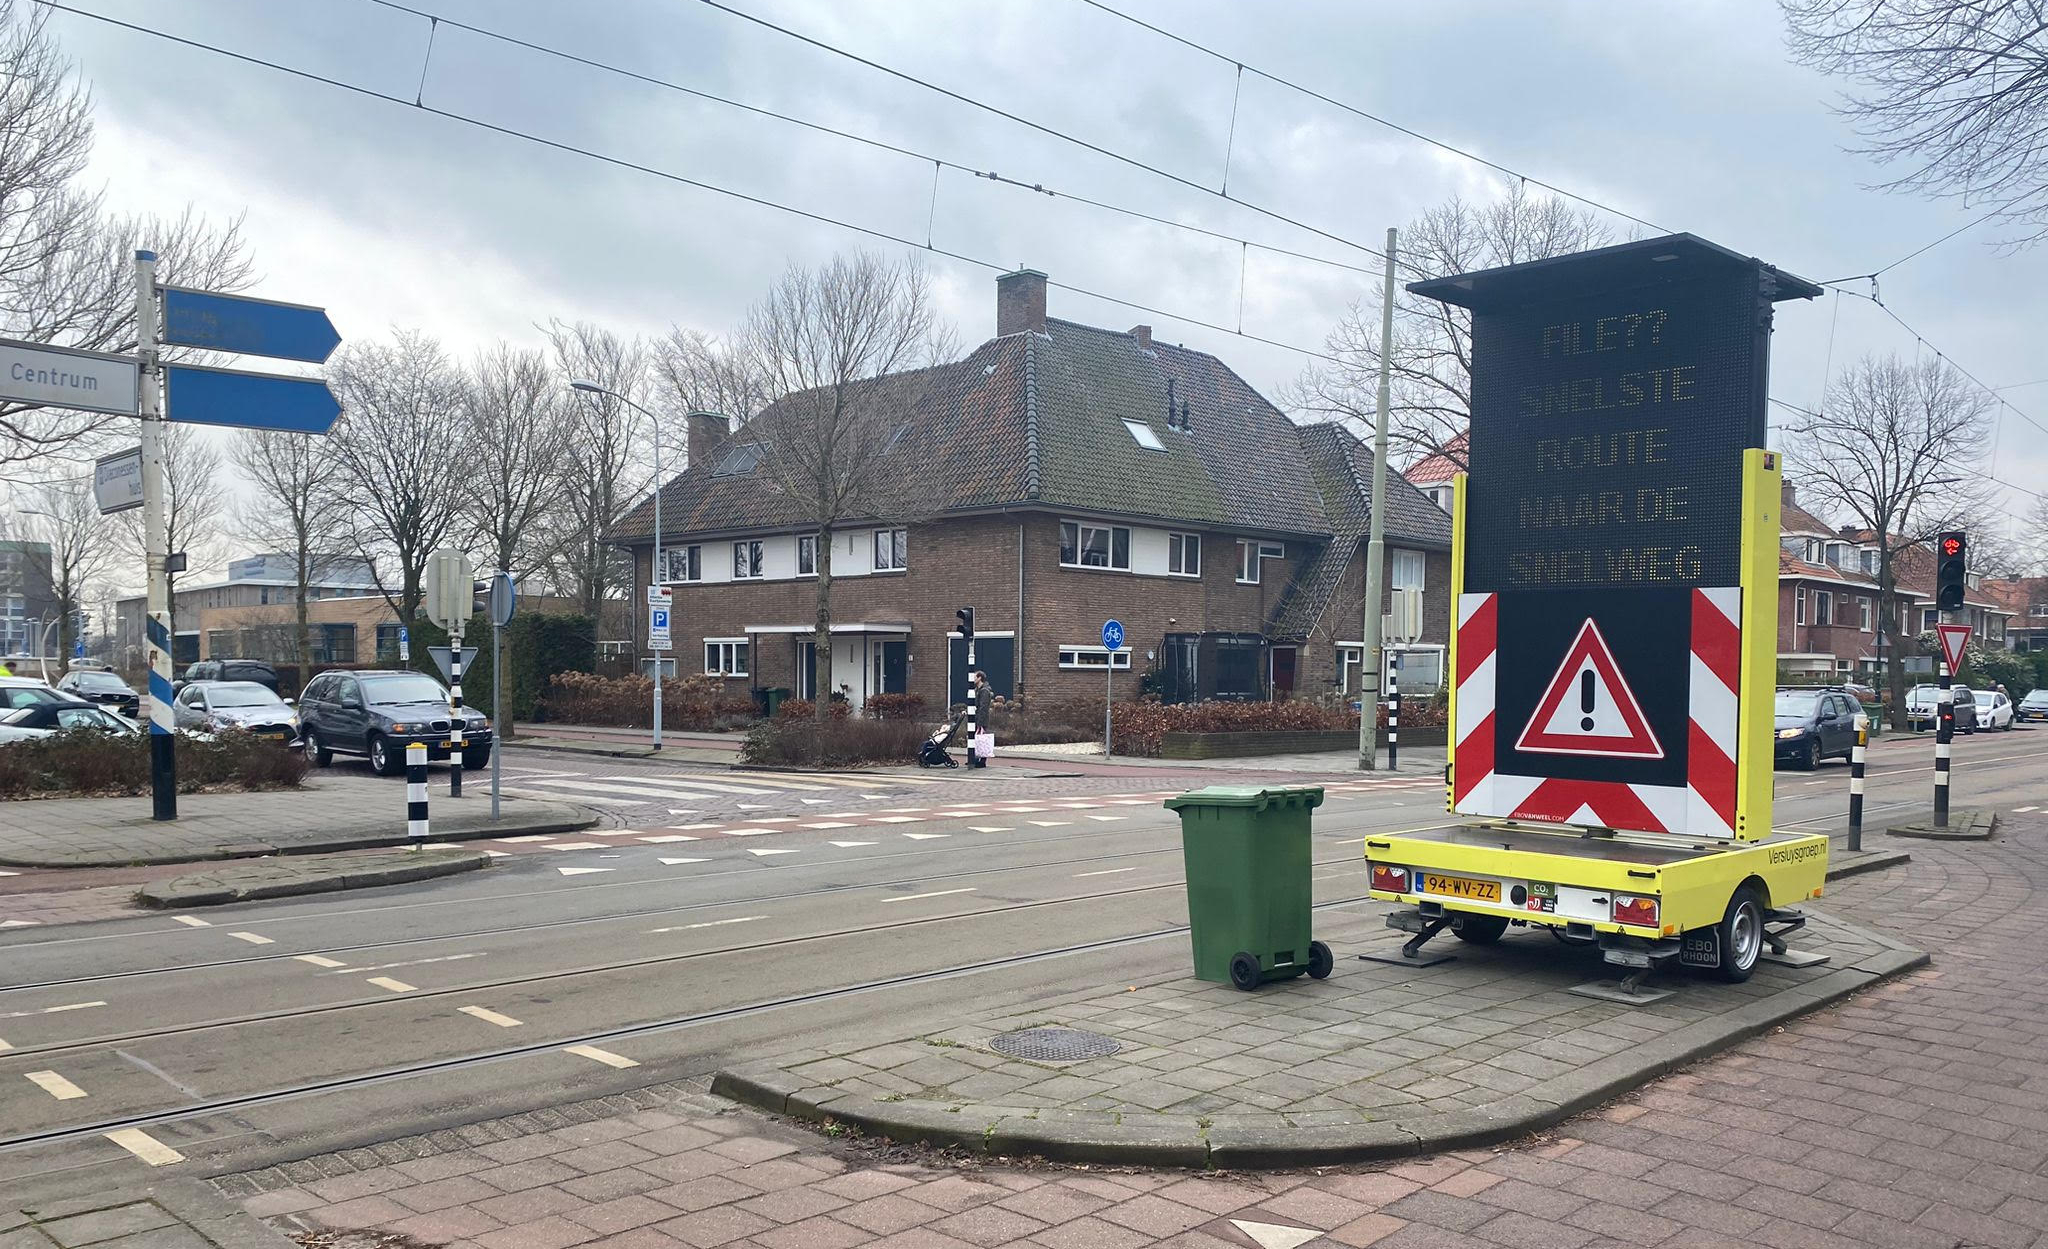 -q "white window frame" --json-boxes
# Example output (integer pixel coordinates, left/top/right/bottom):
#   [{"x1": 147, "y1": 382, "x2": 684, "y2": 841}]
[
  {"x1": 1122, "y1": 418, "x2": 1165, "y2": 451},
  {"x1": 1391, "y1": 548, "x2": 1425, "y2": 592},
  {"x1": 1060, "y1": 520, "x2": 1132, "y2": 571},
  {"x1": 1168, "y1": 532, "x2": 1201, "y2": 577},
  {"x1": 733, "y1": 540, "x2": 764, "y2": 580},
  {"x1": 1859, "y1": 597, "x2": 1873, "y2": 632},
  {"x1": 873, "y1": 528, "x2": 908, "y2": 572},
  {"x1": 1814, "y1": 590, "x2": 1833, "y2": 627},
  {"x1": 1922, "y1": 607, "x2": 1938, "y2": 632},
  {"x1": 1058, "y1": 645, "x2": 1132, "y2": 670},
  {"x1": 1238, "y1": 540, "x2": 1284, "y2": 584},
  {"x1": 797, "y1": 534, "x2": 817, "y2": 577},
  {"x1": 661, "y1": 544, "x2": 702, "y2": 584},
  {"x1": 1338, "y1": 645, "x2": 1363, "y2": 694},
  {"x1": 1795, "y1": 586, "x2": 1806, "y2": 625},
  {"x1": 704, "y1": 637, "x2": 749, "y2": 677}
]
